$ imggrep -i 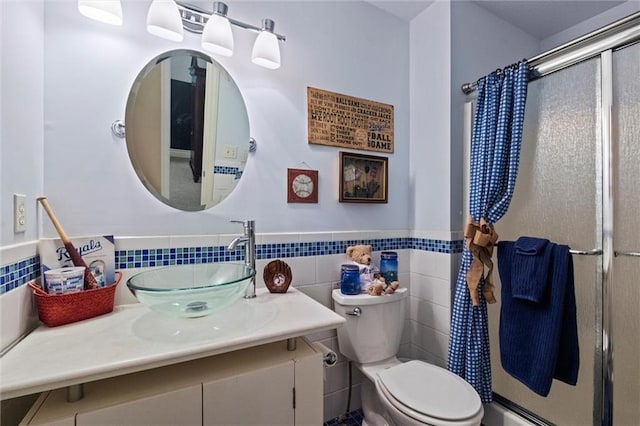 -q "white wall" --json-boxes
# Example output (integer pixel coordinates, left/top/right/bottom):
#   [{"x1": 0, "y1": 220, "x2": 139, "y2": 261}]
[
  {"x1": 409, "y1": 1, "x2": 452, "y2": 234},
  {"x1": 540, "y1": 0, "x2": 640, "y2": 51},
  {"x1": 37, "y1": 1, "x2": 410, "y2": 239},
  {"x1": 0, "y1": 1, "x2": 45, "y2": 246}
]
